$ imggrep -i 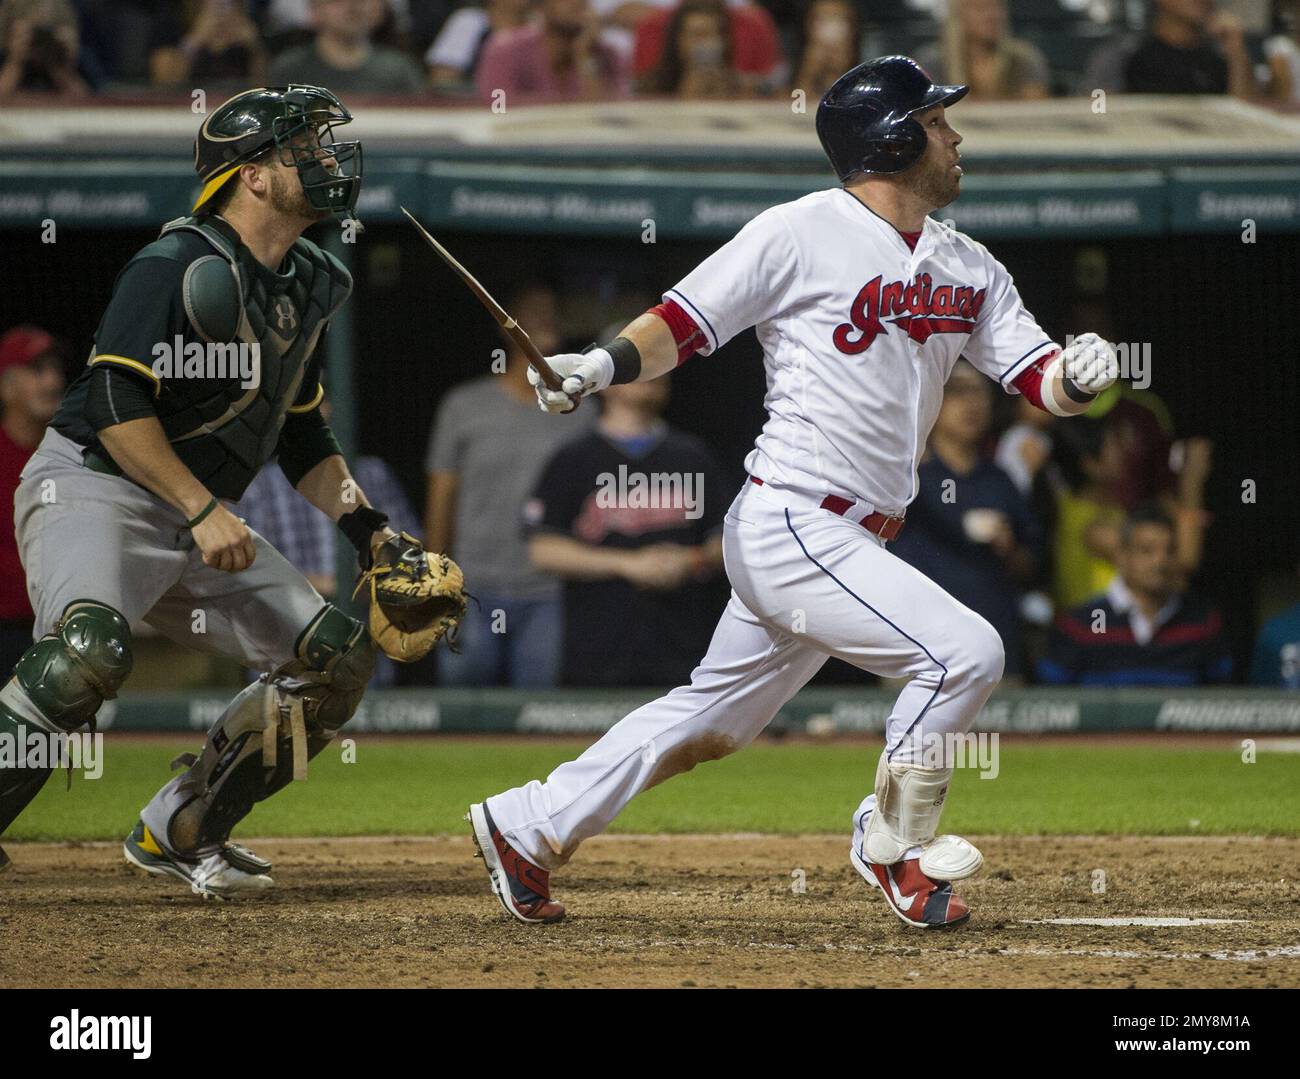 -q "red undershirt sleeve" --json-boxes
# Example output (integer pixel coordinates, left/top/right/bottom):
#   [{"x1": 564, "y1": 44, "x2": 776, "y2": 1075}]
[
  {"x1": 1009, "y1": 349, "x2": 1060, "y2": 412},
  {"x1": 647, "y1": 298, "x2": 707, "y2": 366}
]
